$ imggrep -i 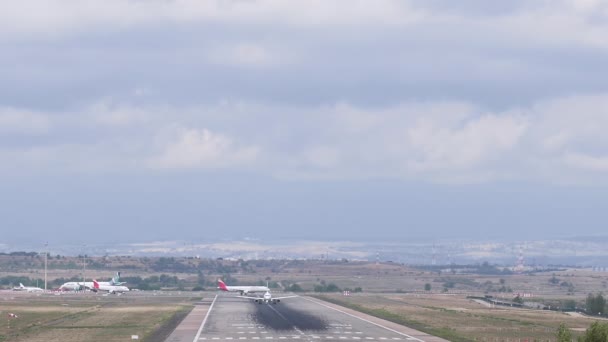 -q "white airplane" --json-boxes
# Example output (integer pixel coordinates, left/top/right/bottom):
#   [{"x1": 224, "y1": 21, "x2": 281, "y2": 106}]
[
  {"x1": 238, "y1": 290, "x2": 298, "y2": 304},
  {"x1": 58, "y1": 281, "x2": 86, "y2": 291},
  {"x1": 59, "y1": 272, "x2": 125, "y2": 291},
  {"x1": 12, "y1": 283, "x2": 44, "y2": 292},
  {"x1": 92, "y1": 279, "x2": 129, "y2": 294},
  {"x1": 217, "y1": 279, "x2": 269, "y2": 295}
]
